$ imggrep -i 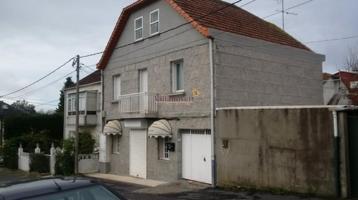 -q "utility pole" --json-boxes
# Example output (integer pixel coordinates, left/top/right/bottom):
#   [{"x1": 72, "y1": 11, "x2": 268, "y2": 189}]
[{"x1": 75, "y1": 55, "x2": 80, "y2": 175}]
